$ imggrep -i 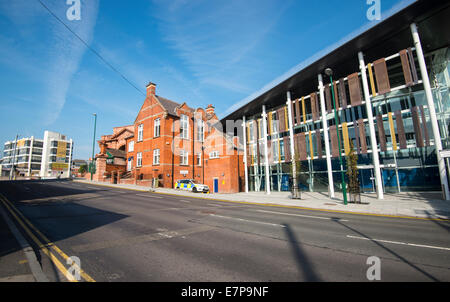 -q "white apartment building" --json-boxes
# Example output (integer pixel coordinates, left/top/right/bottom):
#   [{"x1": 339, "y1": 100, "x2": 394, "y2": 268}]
[{"x1": 1, "y1": 131, "x2": 73, "y2": 179}]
